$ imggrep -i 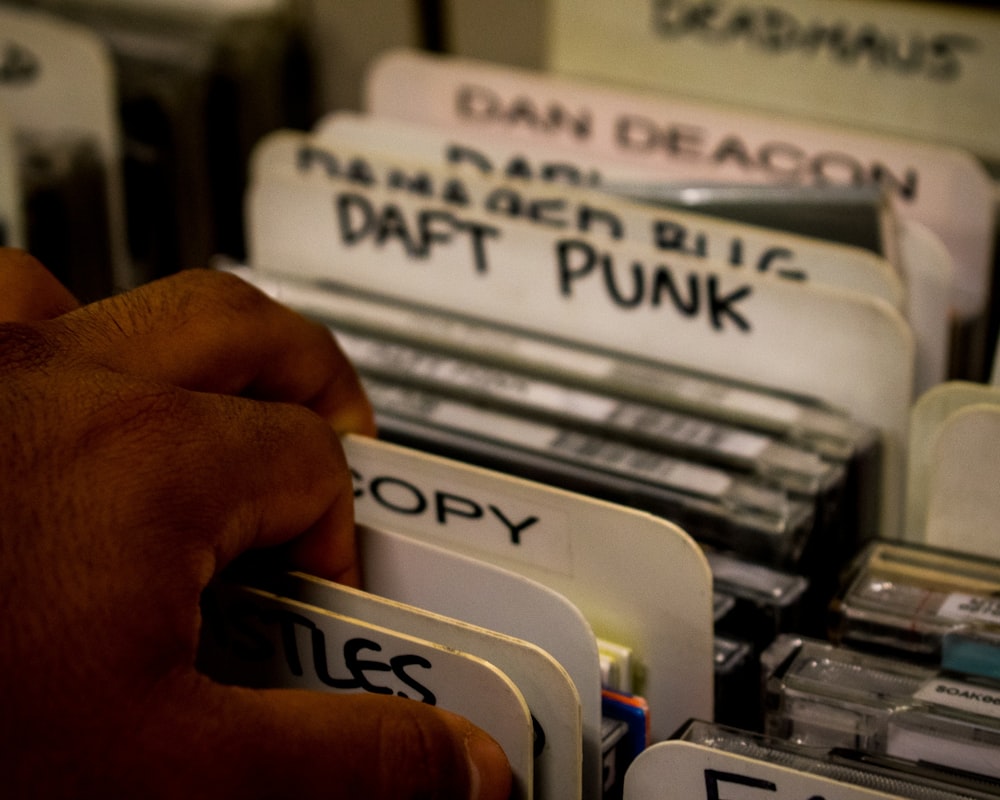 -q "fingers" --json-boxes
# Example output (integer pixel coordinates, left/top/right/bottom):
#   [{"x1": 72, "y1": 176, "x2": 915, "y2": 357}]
[
  {"x1": 62, "y1": 269, "x2": 375, "y2": 436},
  {"x1": 127, "y1": 677, "x2": 512, "y2": 800},
  {"x1": 80, "y1": 383, "x2": 361, "y2": 586},
  {"x1": 0, "y1": 248, "x2": 80, "y2": 322}
]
